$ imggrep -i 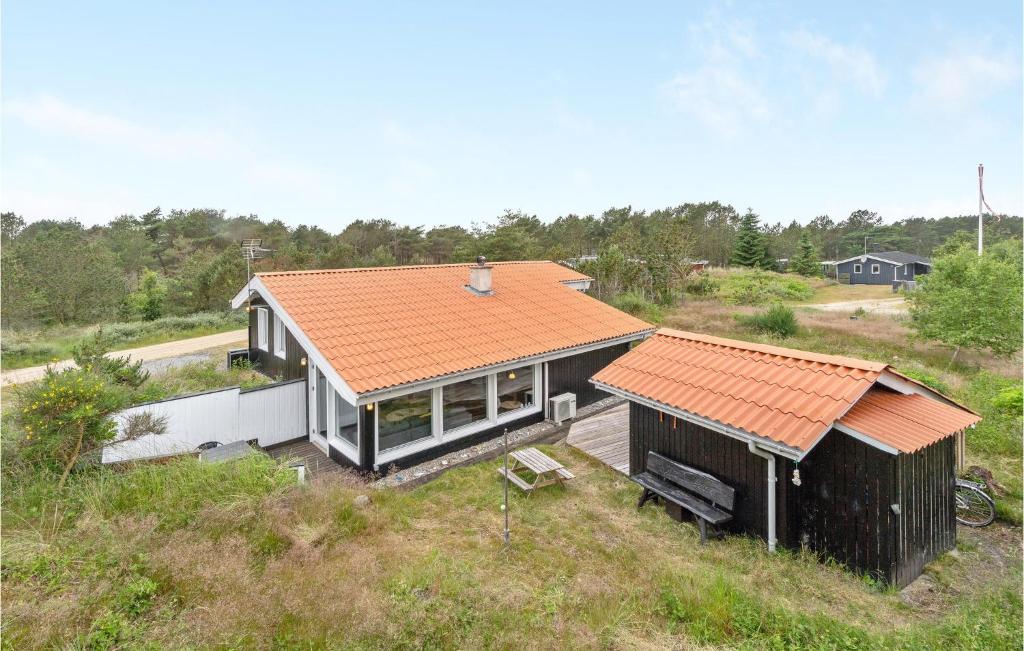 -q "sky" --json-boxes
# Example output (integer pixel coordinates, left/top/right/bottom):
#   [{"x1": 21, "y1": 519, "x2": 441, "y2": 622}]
[{"x1": 2, "y1": 1, "x2": 1022, "y2": 230}]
